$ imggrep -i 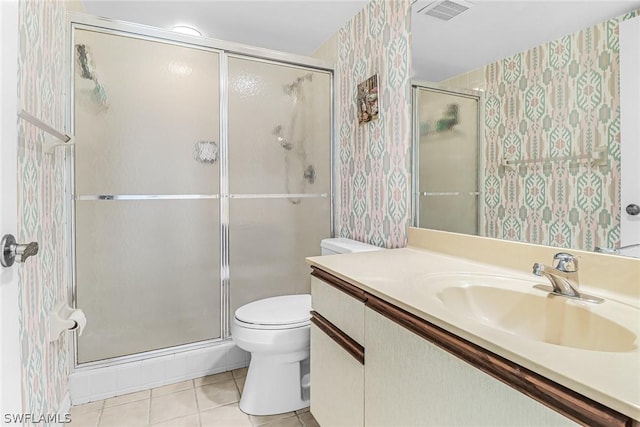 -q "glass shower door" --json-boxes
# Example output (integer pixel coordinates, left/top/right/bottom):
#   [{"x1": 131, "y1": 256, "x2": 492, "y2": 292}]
[
  {"x1": 227, "y1": 57, "x2": 332, "y2": 314},
  {"x1": 74, "y1": 29, "x2": 222, "y2": 363},
  {"x1": 414, "y1": 87, "x2": 480, "y2": 235}
]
